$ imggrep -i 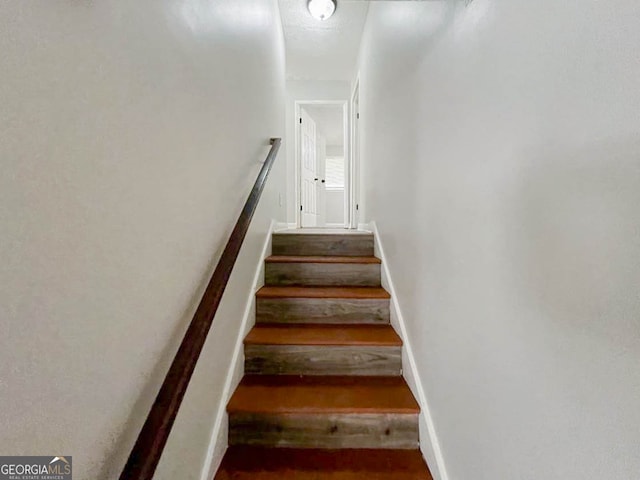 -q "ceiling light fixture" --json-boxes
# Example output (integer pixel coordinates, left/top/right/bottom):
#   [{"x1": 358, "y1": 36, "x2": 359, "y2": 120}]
[{"x1": 307, "y1": 0, "x2": 336, "y2": 21}]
